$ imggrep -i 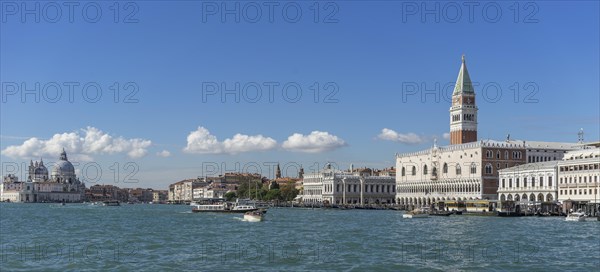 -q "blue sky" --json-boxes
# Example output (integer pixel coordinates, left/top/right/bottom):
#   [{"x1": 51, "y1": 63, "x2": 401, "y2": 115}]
[{"x1": 1, "y1": 1, "x2": 599, "y2": 189}]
